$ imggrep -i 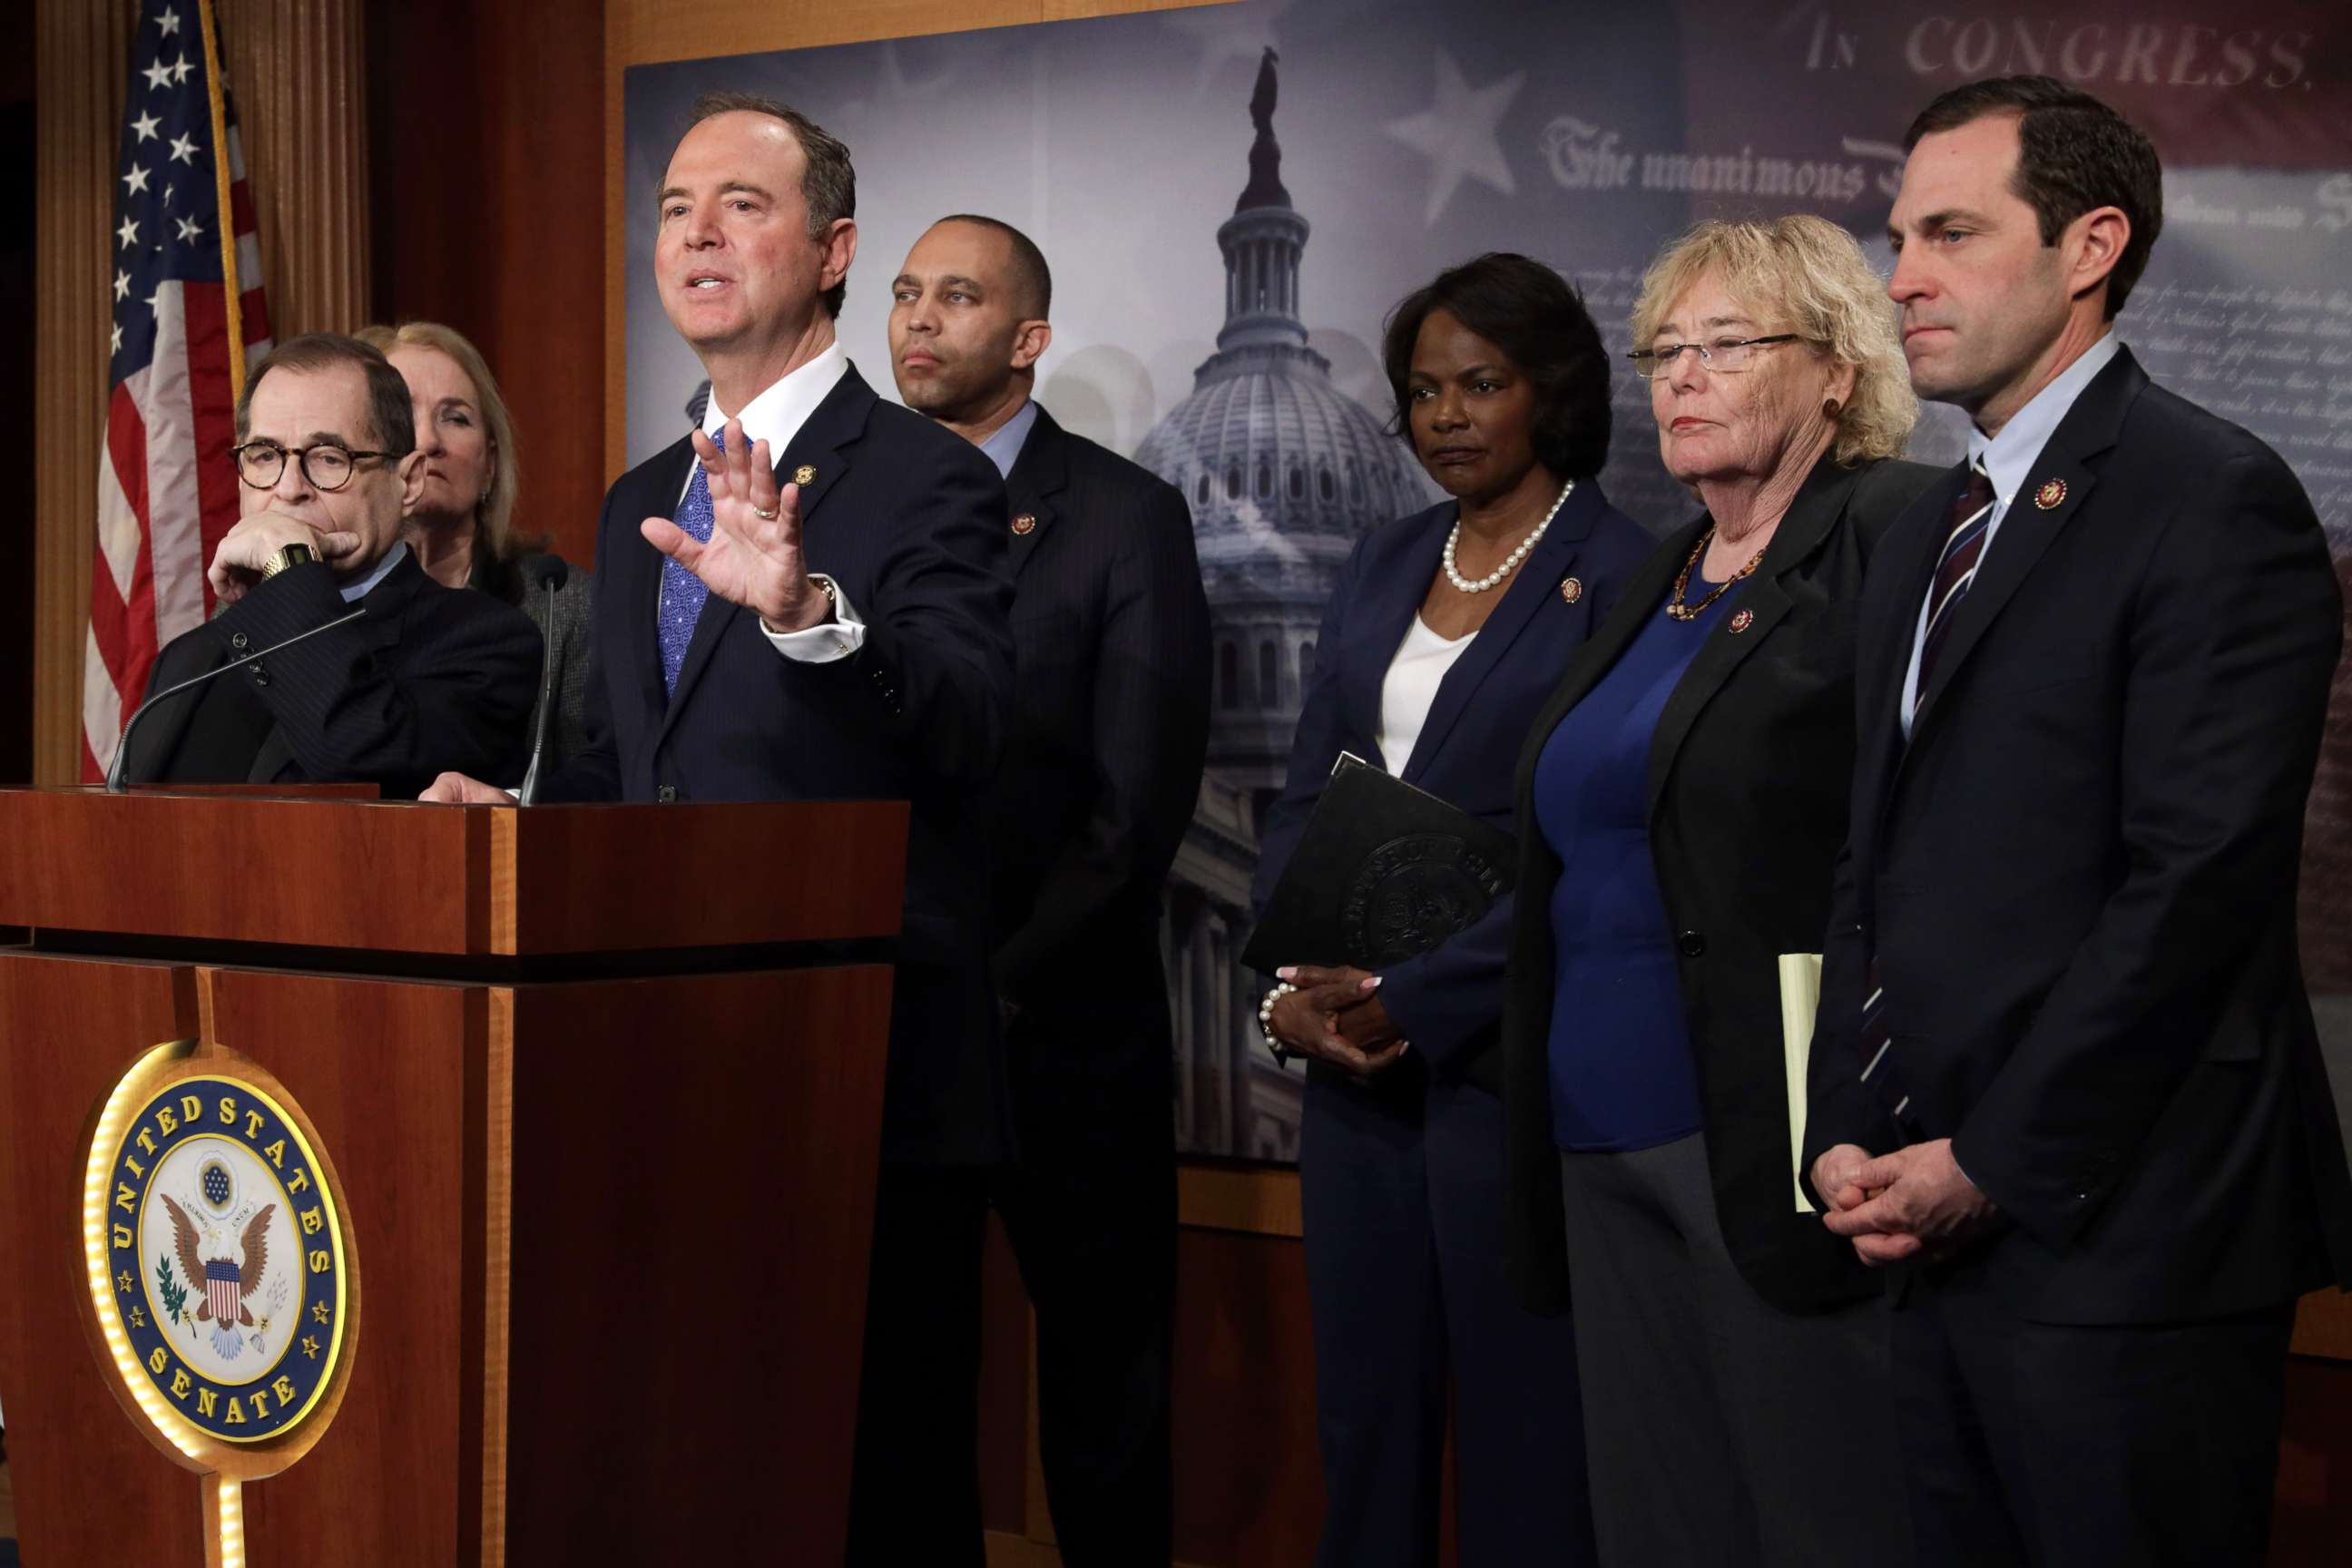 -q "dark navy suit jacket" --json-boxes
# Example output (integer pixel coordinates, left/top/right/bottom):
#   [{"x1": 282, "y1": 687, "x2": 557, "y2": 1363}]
[
  {"x1": 551, "y1": 362, "x2": 1018, "y2": 1167},
  {"x1": 1252, "y1": 480, "x2": 1655, "y2": 1090},
  {"x1": 983, "y1": 406, "x2": 1211, "y2": 1137}
]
